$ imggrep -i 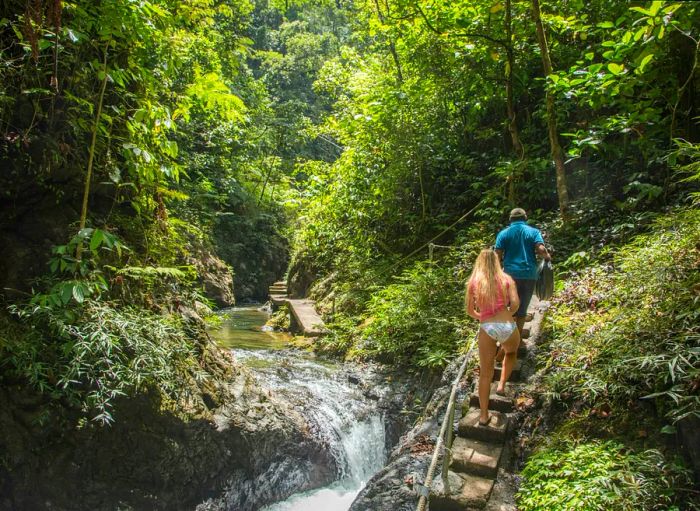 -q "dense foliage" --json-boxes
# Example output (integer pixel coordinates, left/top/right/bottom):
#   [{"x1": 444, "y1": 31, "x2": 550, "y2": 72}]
[
  {"x1": 511, "y1": 208, "x2": 700, "y2": 510},
  {"x1": 3, "y1": 300, "x2": 209, "y2": 424},
  {"x1": 0, "y1": 0, "x2": 698, "y2": 506},
  {"x1": 544, "y1": 209, "x2": 700, "y2": 424},
  {"x1": 0, "y1": 0, "x2": 323, "y2": 423},
  {"x1": 517, "y1": 440, "x2": 692, "y2": 510}
]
